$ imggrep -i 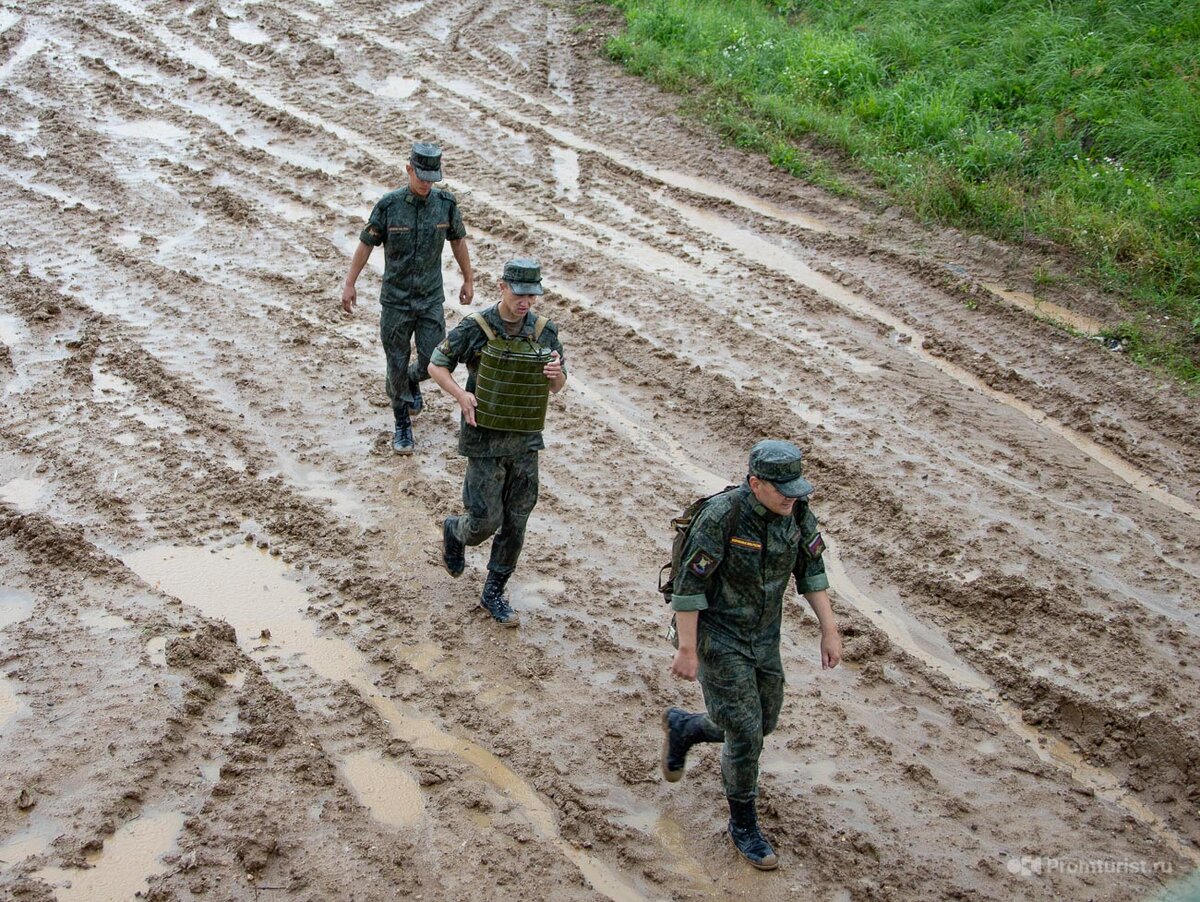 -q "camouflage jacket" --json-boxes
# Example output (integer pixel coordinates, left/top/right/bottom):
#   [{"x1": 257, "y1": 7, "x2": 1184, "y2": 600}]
[
  {"x1": 360, "y1": 186, "x2": 466, "y2": 310},
  {"x1": 430, "y1": 304, "x2": 566, "y2": 457},
  {"x1": 671, "y1": 483, "x2": 829, "y2": 658}
]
